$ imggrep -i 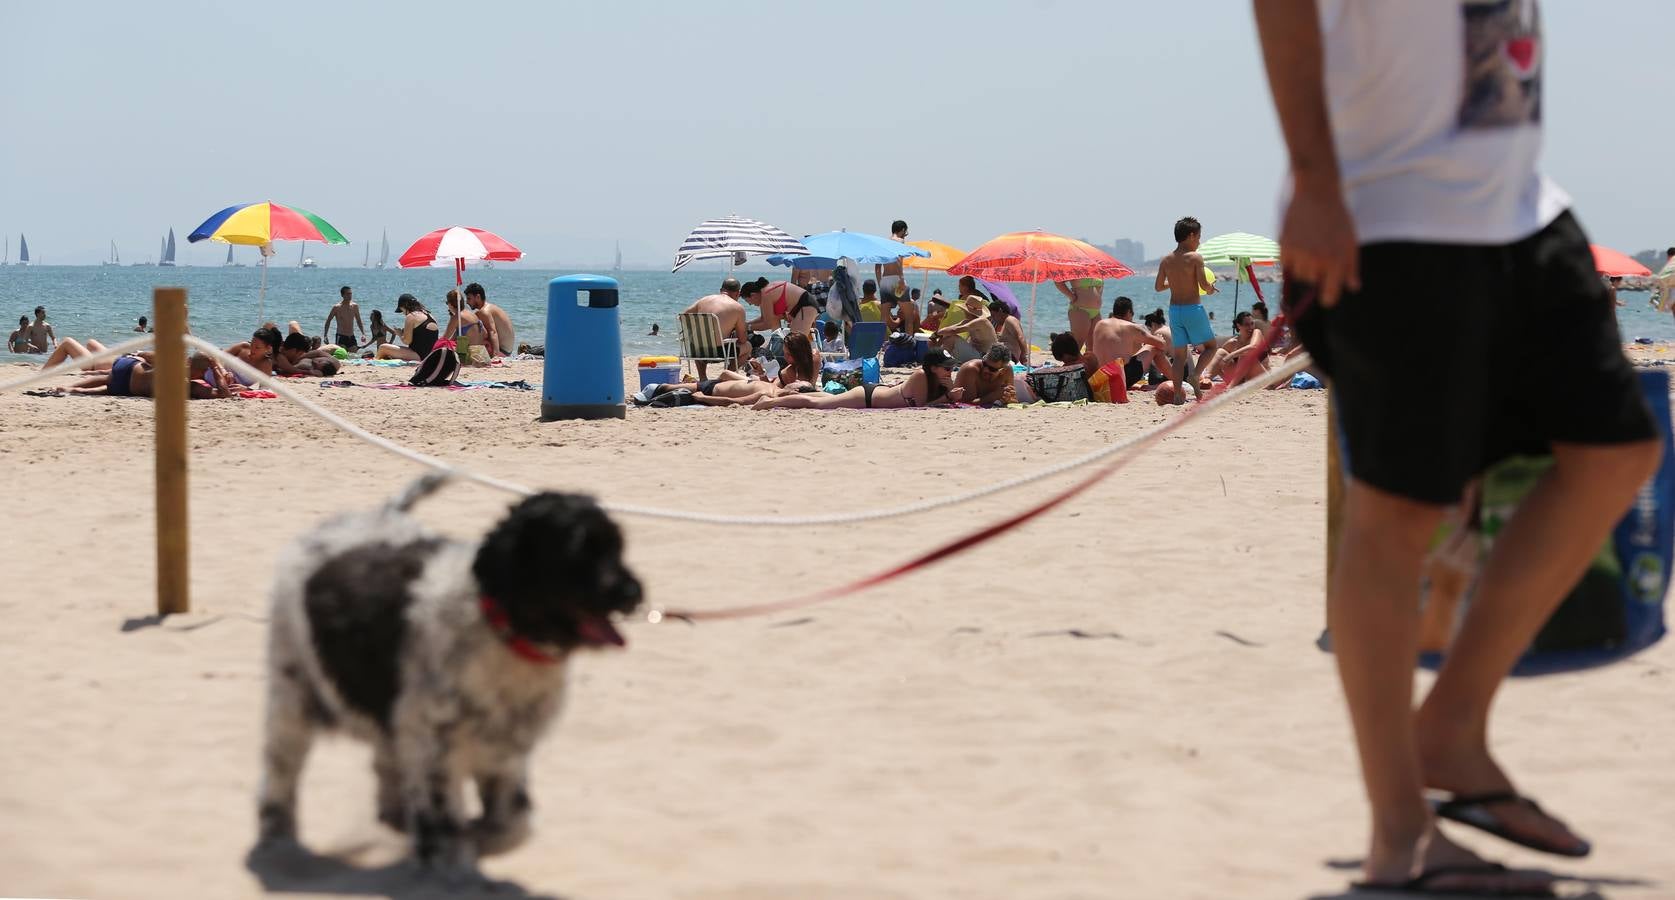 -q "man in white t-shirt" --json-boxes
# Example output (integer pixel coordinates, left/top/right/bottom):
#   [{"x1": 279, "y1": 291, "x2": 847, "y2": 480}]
[
  {"x1": 1256, "y1": 1, "x2": 1661, "y2": 894},
  {"x1": 1656, "y1": 247, "x2": 1675, "y2": 313}
]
